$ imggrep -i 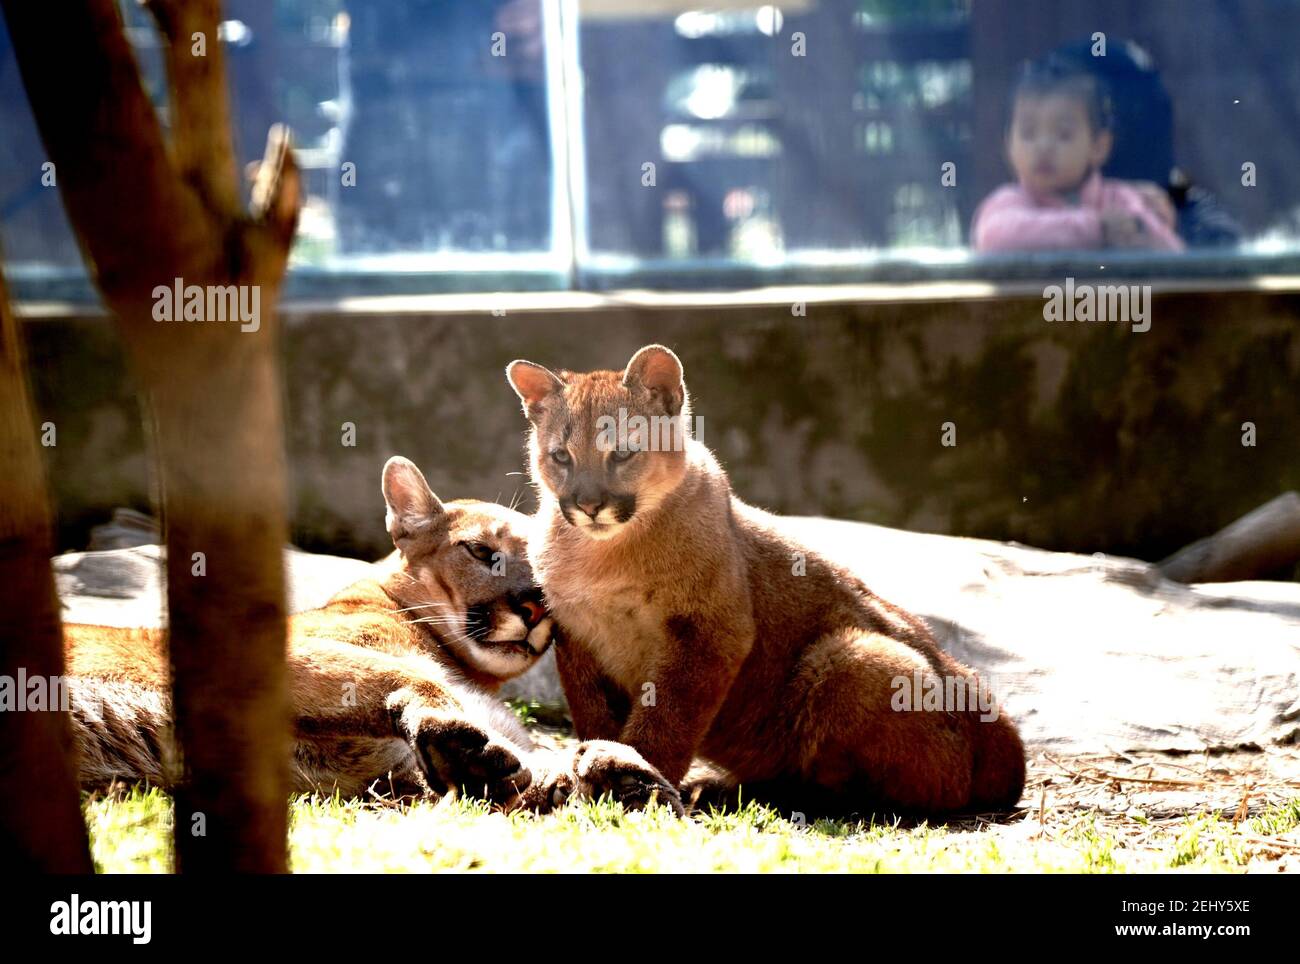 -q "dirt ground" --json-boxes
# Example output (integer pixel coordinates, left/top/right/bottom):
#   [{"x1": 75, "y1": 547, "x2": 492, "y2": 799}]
[
  {"x1": 531, "y1": 722, "x2": 1300, "y2": 870},
  {"x1": 1006, "y1": 745, "x2": 1300, "y2": 869}
]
